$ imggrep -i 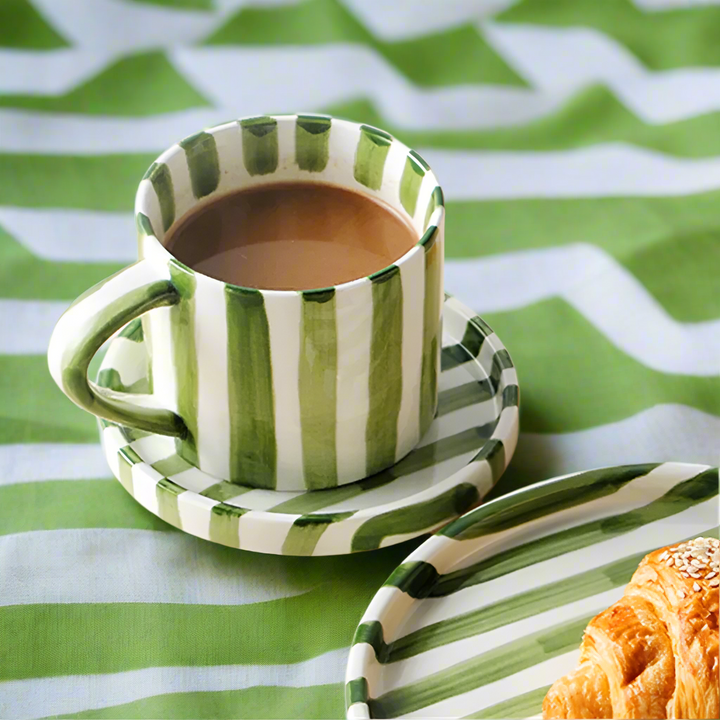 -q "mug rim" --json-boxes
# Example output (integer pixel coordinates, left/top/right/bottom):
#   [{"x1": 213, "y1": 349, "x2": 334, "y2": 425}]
[{"x1": 135, "y1": 114, "x2": 445, "y2": 297}]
